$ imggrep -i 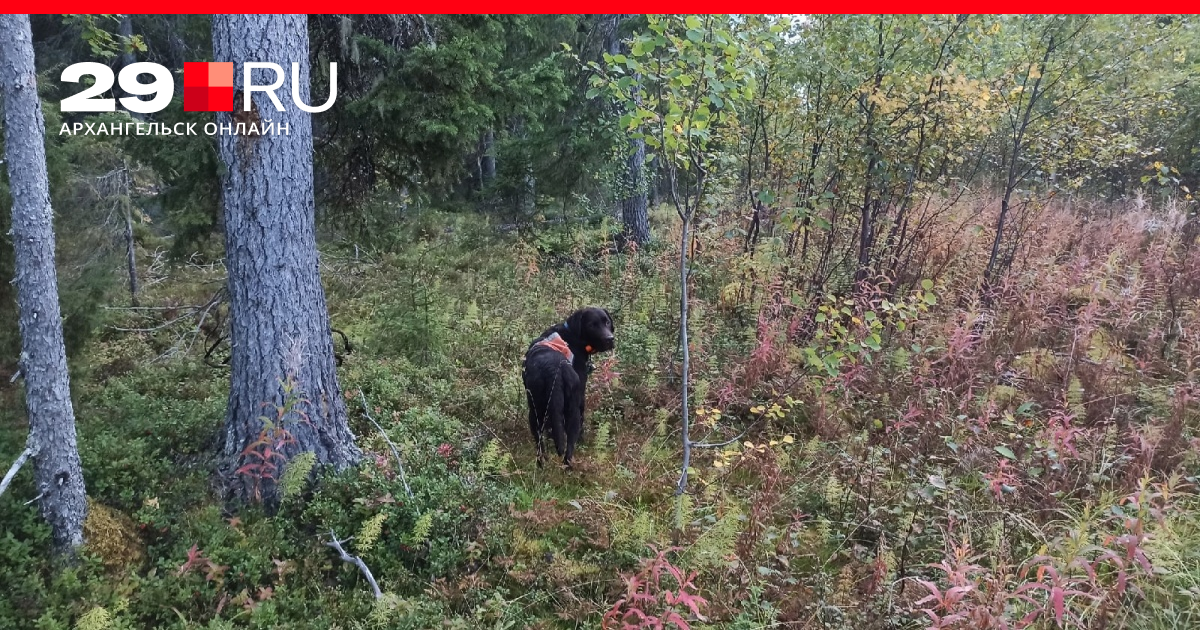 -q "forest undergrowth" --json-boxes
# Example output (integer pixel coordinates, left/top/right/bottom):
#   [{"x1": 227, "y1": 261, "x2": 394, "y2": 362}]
[{"x1": 1, "y1": 191, "x2": 1198, "y2": 630}]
